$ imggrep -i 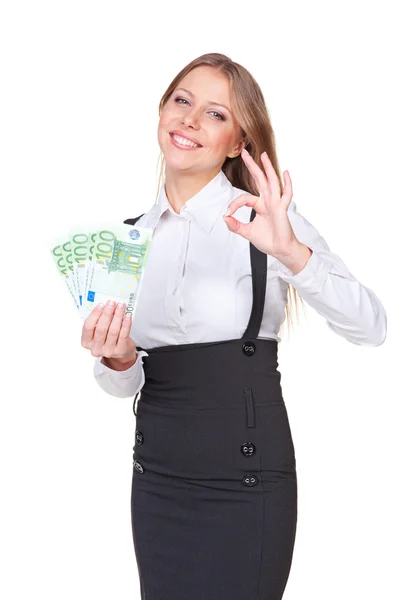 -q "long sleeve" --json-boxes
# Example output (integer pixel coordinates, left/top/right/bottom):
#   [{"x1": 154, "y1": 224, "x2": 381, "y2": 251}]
[
  {"x1": 93, "y1": 349, "x2": 149, "y2": 398},
  {"x1": 276, "y1": 201, "x2": 387, "y2": 347}
]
